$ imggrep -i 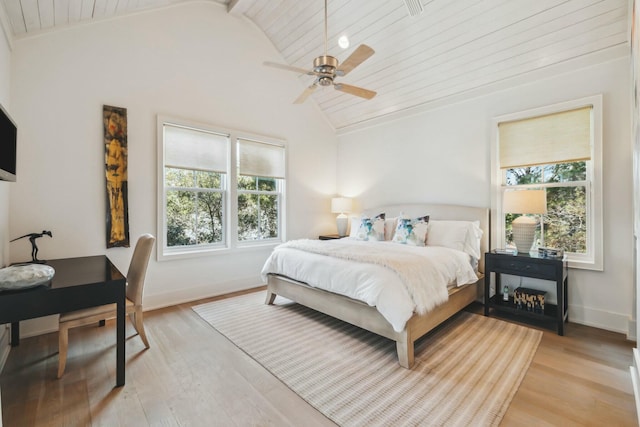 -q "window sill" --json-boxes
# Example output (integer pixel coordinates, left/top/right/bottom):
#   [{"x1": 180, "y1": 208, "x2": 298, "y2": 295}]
[
  {"x1": 567, "y1": 257, "x2": 603, "y2": 272},
  {"x1": 158, "y1": 240, "x2": 282, "y2": 261}
]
